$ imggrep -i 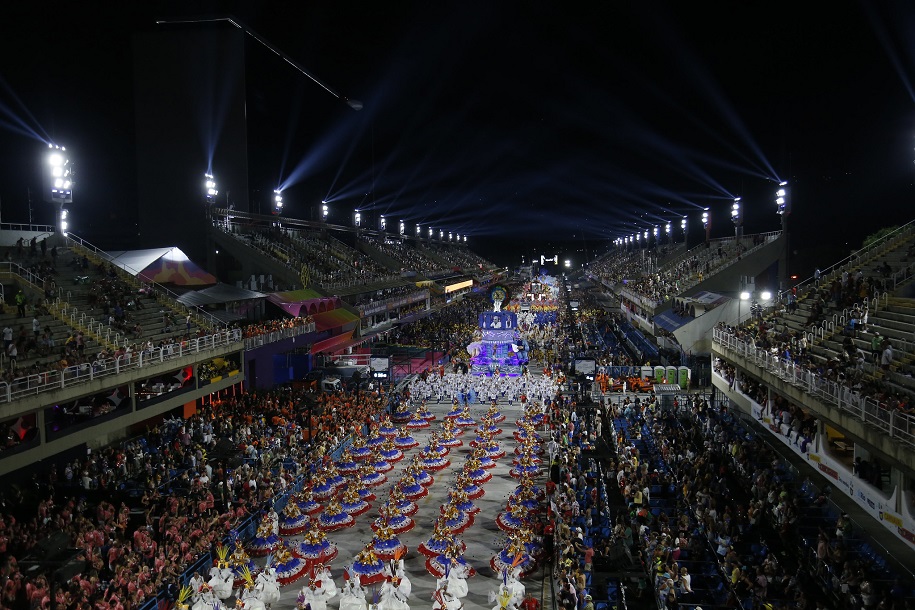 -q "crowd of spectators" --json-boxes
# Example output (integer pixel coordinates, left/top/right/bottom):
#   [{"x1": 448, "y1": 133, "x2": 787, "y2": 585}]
[
  {"x1": 546, "y1": 385, "x2": 913, "y2": 610},
  {"x1": 240, "y1": 316, "x2": 314, "y2": 339},
  {"x1": 0, "y1": 385, "x2": 388, "y2": 610},
  {"x1": 716, "y1": 317, "x2": 915, "y2": 421},
  {"x1": 589, "y1": 235, "x2": 773, "y2": 307}
]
